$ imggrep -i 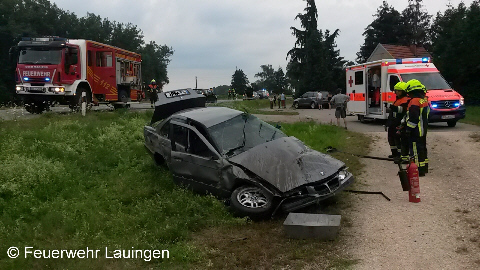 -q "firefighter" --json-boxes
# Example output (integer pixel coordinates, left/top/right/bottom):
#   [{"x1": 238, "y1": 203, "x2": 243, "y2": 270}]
[
  {"x1": 148, "y1": 79, "x2": 158, "y2": 108},
  {"x1": 386, "y1": 82, "x2": 410, "y2": 160},
  {"x1": 404, "y1": 79, "x2": 430, "y2": 176}
]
